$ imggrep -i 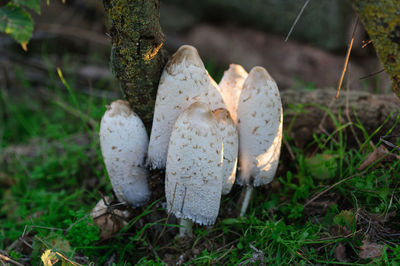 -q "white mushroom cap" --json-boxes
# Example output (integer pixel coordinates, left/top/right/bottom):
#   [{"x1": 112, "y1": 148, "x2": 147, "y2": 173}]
[
  {"x1": 236, "y1": 67, "x2": 283, "y2": 187},
  {"x1": 208, "y1": 73, "x2": 228, "y2": 110},
  {"x1": 218, "y1": 64, "x2": 248, "y2": 124},
  {"x1": 100, "y1": 100, "x2": 151, "y2": 207},
  {"x1": 165, "y1": 102, "x2": 223, "y2": 226},
  {"x1": 213, "y1": 108, "x2": 238, "y2": 195},
  {"x1": 147, "y1": 45, "x2": 226, "y2": 169}
]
